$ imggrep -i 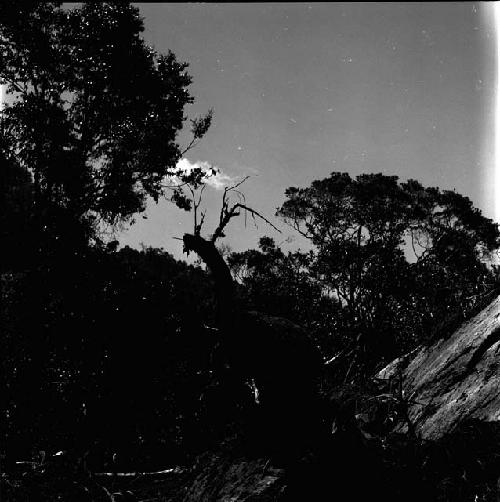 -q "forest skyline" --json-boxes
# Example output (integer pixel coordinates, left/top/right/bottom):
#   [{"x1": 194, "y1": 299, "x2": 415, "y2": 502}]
[
  {"x1": 1, "y1": 3, "x2": 496, "y2": 259},
  {"x1": 114, "y1": 2, "x2": 497, "y2": 260}
]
